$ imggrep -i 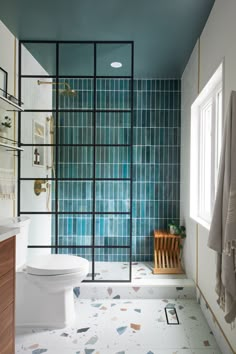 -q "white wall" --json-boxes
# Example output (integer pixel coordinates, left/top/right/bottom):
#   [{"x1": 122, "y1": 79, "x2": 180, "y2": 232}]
[
  {"x1": 180, "y1": 42, "x2": 199, "y2": 281},
  {"x1": 181, "y1": 0, "x2": 236, "y2": 352},
  {"x1": 0, "y1": 20, "x2": 53, "y2": 258},
  {"x1": 0, "y1": 21, "x2": 17, "y2": 217}
]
